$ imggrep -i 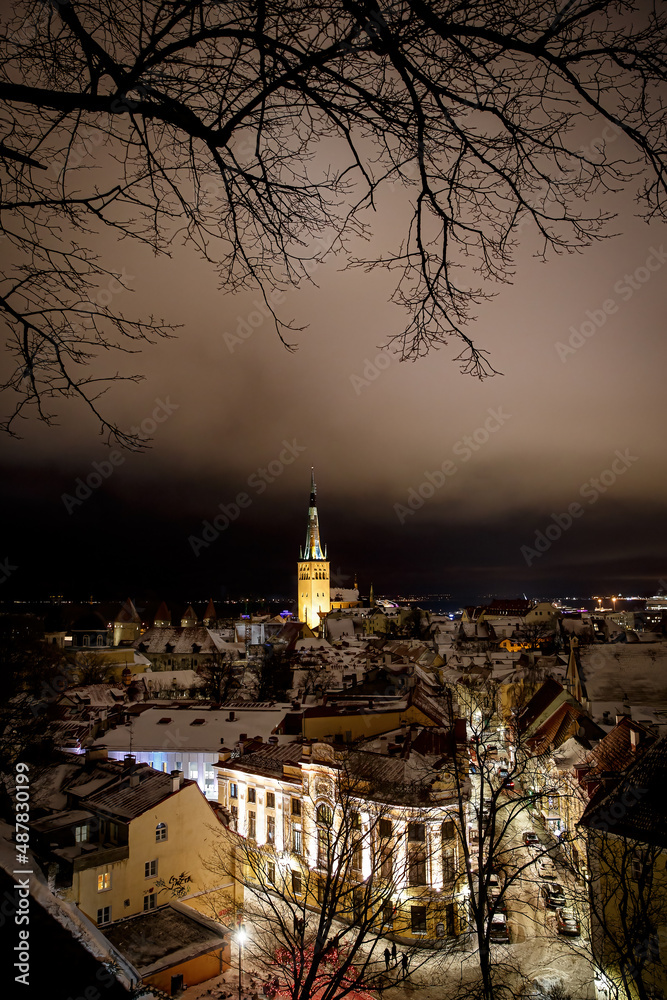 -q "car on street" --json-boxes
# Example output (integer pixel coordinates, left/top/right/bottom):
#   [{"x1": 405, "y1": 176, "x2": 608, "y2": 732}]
[
  {"x1": 487, "y1": 887, "x2": 507, "y2": 913},
  {"x1": 523, "y1": 831, "x2": 540, "y2": 847},
  {"x1": 537, "y1": 858, "x2": 557, "y2": 879},
  {"x1": 498, "y1": 766, "x2": 509, "y2": 779},
  {"x1": 488, "y1": 912, "x2": 510, "y2": 943},
  {"x1": 540, "y1": 882, "x2": 566, "y2": 909},
  {"x1": 556, "y1": 907, "x2": 581, "y2": 936},
  {"x1": 501, "y1": 777, "x2": 515, "y2": 789}
]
